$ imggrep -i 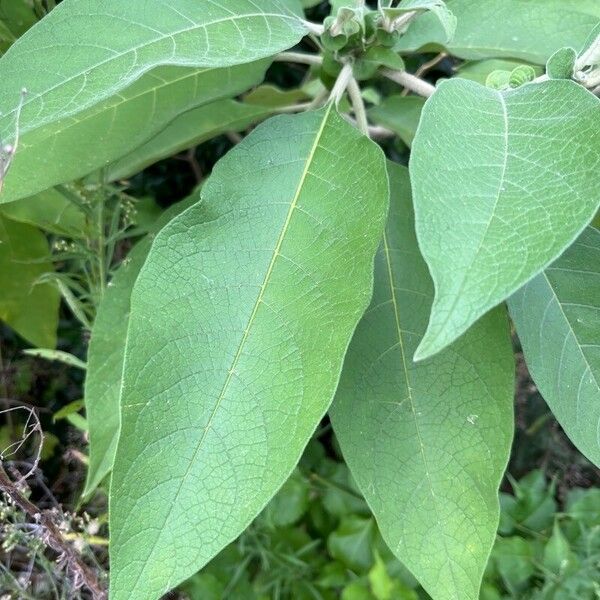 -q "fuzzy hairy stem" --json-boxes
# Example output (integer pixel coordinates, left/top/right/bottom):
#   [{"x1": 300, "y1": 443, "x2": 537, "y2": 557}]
[
  {"x1": 382, "y1": 68, "x2": 436, "y2": 97},
  {"x1": 275, "y1": 51, "x2": 323, "y2": 66}
]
